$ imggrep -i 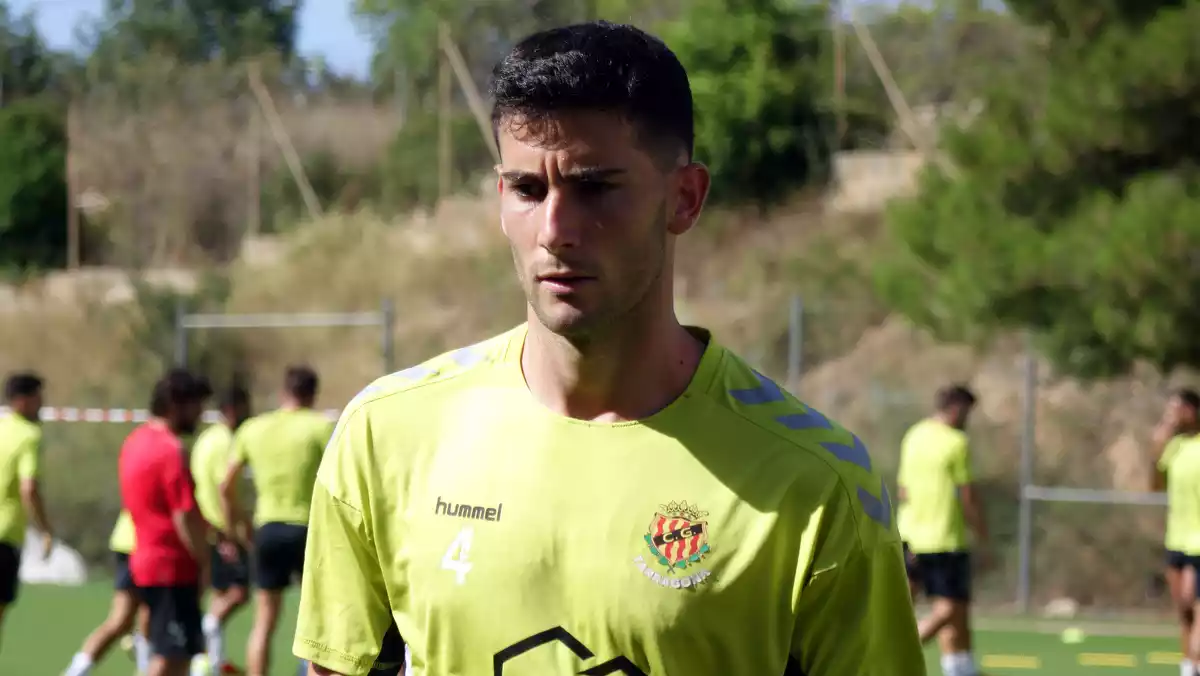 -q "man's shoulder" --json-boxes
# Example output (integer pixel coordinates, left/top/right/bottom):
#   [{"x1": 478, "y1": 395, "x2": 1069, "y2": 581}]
[
  {"x1": 707, "y1": 347, "x2": 894, "y2": 534},
  {"x1": 338, "y1": 326, "x2": 520, "y2": 423}
]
